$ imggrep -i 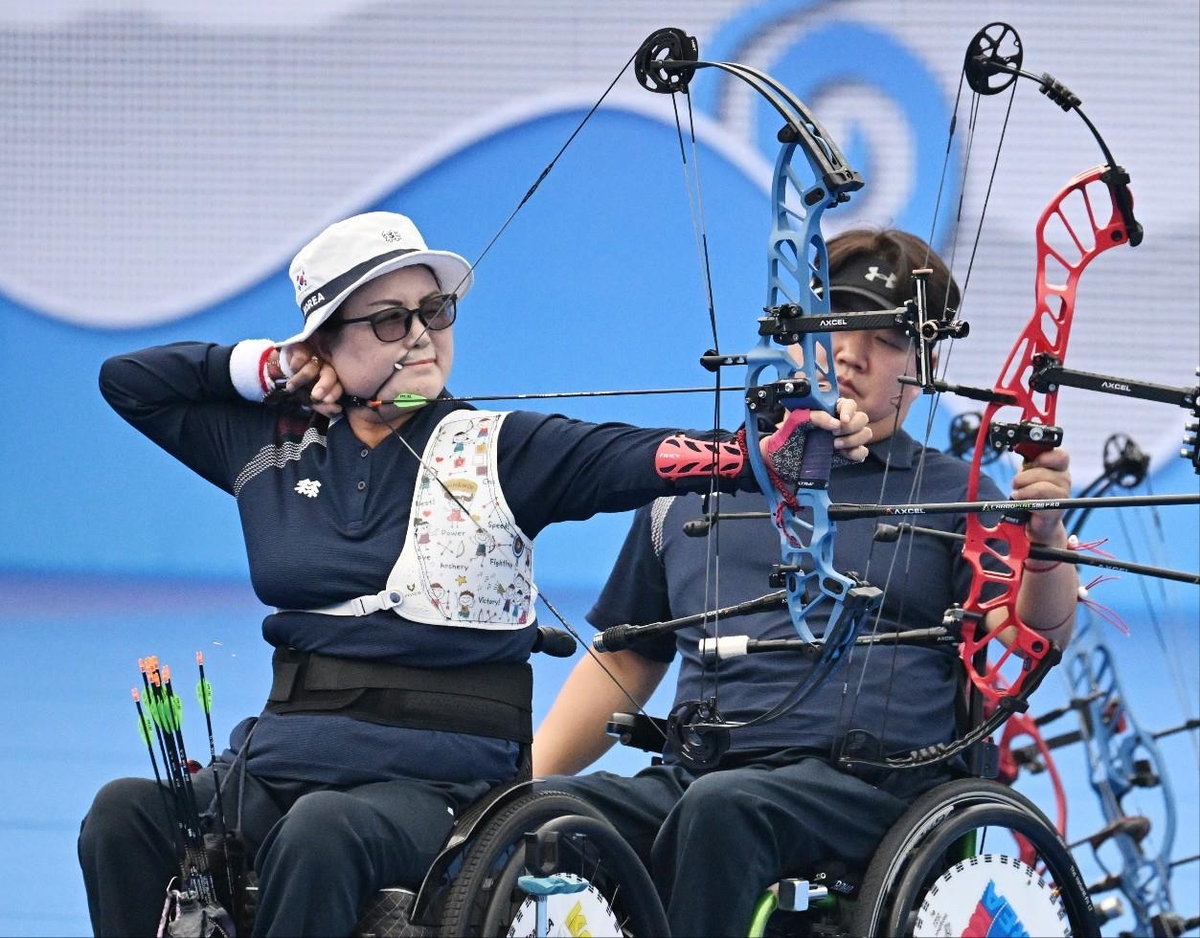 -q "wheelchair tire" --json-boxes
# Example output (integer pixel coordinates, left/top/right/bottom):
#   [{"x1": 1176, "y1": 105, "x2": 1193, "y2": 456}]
[
  {"x1": 437, "y1": 790, "x2": 628, "y2": 937},
  {"x1": 848, "y1": 778, "x2": 1096, "y2": 937}
]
